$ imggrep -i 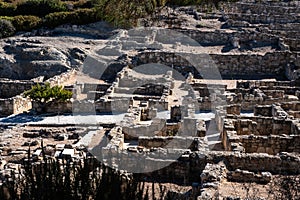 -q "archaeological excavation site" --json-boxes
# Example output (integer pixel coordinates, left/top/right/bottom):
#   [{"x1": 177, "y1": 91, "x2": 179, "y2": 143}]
[{"x1": 0, "y1": 0, "x2": 299, "y2": 199}]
